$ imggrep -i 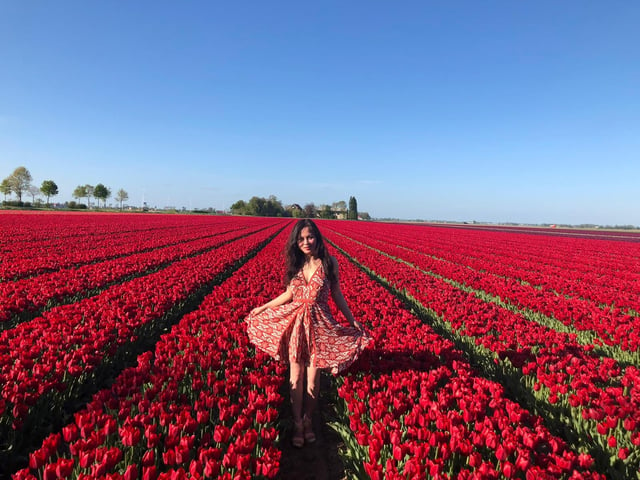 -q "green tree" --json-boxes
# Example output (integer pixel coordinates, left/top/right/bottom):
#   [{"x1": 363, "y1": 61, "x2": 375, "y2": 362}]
[
  {"x1": 72, "y1": 185, "x2": 88, "y2": 206},
  {"x1": 6, "y1": 166, "x2": 32, "y2": 203},
  {"x1": 332, "y1": 200, "x2": 347, "y2": 212},
  {"x1": 231, "y1": 196, "x2": 288, "y2": 216},
  {"x1": 115, "y1": 189, "x2": 129, "y2": 210},
  {"x1": 318, "y1": 204, "x2": 334, "y2": 219},
  {"x1": 40, "y1": 180, "x2": 59, "y2": 206},
  {"x1": 348, "y1": 196, "x2": 358, "y2": 220},
  {"x1": 0, "y1": 178, "x2": 12, "y2": 201},
  {"x1": 230, "y1": 199, "x2": 248, "y2": 215},
  {"x1": 248, "y1": 196, "x2": 267, "y2": 216},
  {"x1": 94, "y1": 183, "x2": 111, "y2": 208},
  {"x1": 291, "y1": 205, "x2": 305, "y2": 218},
  {"x1": 84, "y1": 184, "x2": 95, "y2": 208},
  {"x1": 303, "y1": 203, "x2": 317, "y2": 218},
  {"x1": 27, "y1": 185, "x2": 41, "y2": 204},
  {"x1": 266, "y1": 195, "x2": 287, "y2": 216}
]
